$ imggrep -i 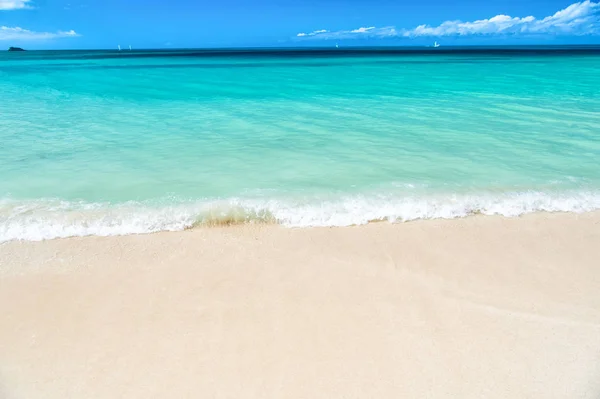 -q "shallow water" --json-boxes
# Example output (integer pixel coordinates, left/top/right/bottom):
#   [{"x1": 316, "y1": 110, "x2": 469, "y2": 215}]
[{"x1": 1, "y1": 47, "x2": 600, "y2": 241}]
